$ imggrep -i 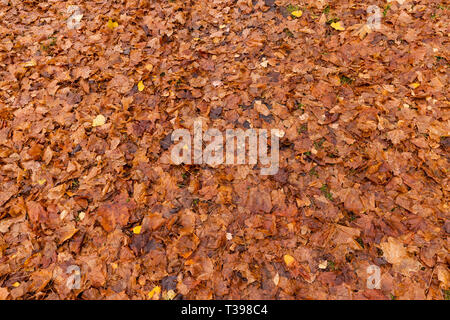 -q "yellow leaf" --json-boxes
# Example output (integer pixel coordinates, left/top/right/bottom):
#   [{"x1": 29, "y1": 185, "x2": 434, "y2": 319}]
[
  {"x1": 165, "y1": 289, "x2": 176, "y2": 300},
  {"x1": 291, "y1": 10, "x2": 303, "y2": 18},
  {"x1": 132, "y1": 225, "x2": 142, "y2": 234},
  {"x1": 12, "y1": 282, "x2": 20, "y2": 288},
  {"x1": 330, "y1": 21, "x2": 345, "y2": 31},
  {"x1": 147, "y1": 286, "x2": 161, "y2": 300},
  {"x1": 92, "y1": 114, "x2": 106, "y2": 127},
  {"x1": 78, "y1": 211, "x2": 85, "y2": 221},
  {"x1": 23, "y1": 59, "x2": 36, "y2": 68},
  {"x1": 283, "y1": 254, "x2": 295, "y2": 267},
  {"x1": 37, "y1": 179, "x2": 46, "y2": 185},
  {"x1": 138, "y1": 80, "x2": 145, "y2": 92},
  {"x1": 409, "y1": 82, "x2": 420, "y2": 89},
  {"x1": 107, "y1": 19, "x2": 119, "y2": 30}
]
